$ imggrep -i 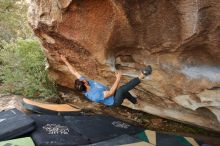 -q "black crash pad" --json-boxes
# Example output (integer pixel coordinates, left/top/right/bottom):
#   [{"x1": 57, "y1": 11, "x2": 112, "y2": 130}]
[
  {"x1": 64, "y1": 115, "x2": 144, "y2": 143},
  {"x1": 0, "y1": 108, "x2": 35, "y2": 141},
  {"x1": 85, "y1": 134, "x2": 142, "y2": 146},
  {"x1": 30, "y1": 115, "x2": 89, "y2": 146}
]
